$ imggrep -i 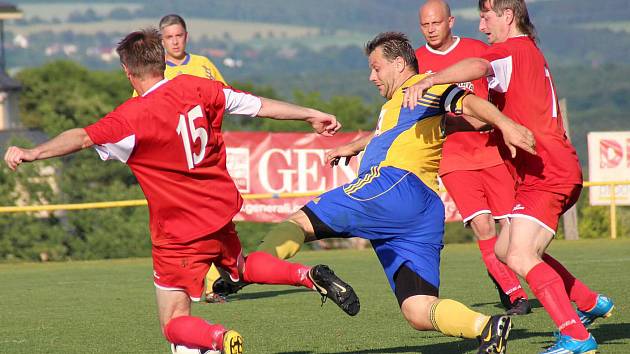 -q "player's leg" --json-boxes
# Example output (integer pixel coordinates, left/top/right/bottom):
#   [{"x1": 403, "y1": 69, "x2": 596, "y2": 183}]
[
  {"x1": 153, "y1": 238, "x2": 243, "y2": 354},
  {"x1": 541, "y1": 253, "x2": 613, "y2": 326},
  {"x1": 442, "y1": 168, "x2": 529, "y2": 313},
  {"x1": 507, "y1": 217, "x2": 597, "y2": 353},
  {"x1": 158, "y1": 288, "x2": 242, "y2": 354},
  {"x1": 207, "y1": 212, "x2": 315, "y2": 300},
  {"x1": 213, "y1": 215, "x2": 359, "y2": 316},
  {"x1": 479, "y1": 165, "x2": 531, "y2": 314},
  {"x1": 379, "y1": 249, "x2": 511, "y2": 354}
]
